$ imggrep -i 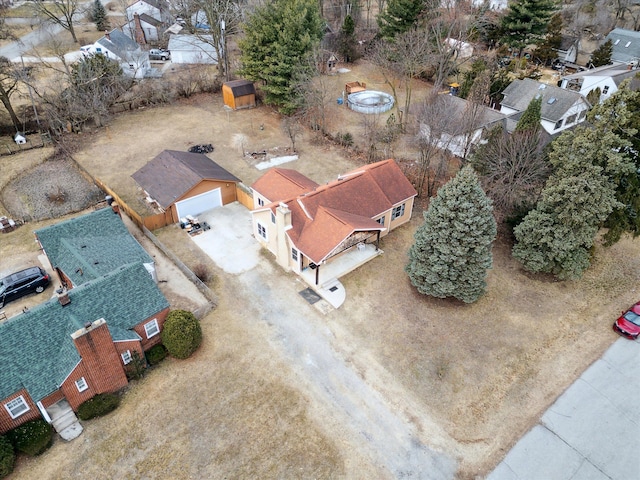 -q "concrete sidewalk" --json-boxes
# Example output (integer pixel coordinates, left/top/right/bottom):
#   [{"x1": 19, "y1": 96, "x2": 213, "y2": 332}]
[{"x1": 487, "y1": 338, "x2": 640, "y2": 480}]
